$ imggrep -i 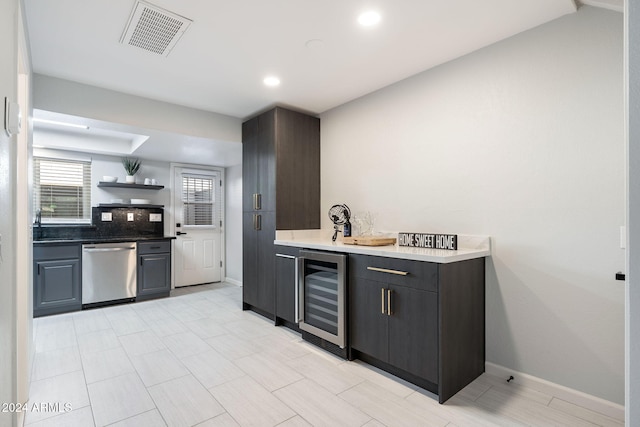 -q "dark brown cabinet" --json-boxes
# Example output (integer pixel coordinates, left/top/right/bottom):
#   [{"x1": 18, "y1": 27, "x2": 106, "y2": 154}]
[
  {"x1": 349, "y1": 253, "x2": 485, "y2": 403},
  {"x1": 242, "y1": 107, "x2": 320, "y2": 318},
  {"x1": 137, "y1": 240, "x2": 171, "y2": 301},
  {"x1": 34, "y1": 243, "x2": 82, "y2": 317},
  {"x1": 275, "y1": 245, "x2": 299, "y2": 327}
]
